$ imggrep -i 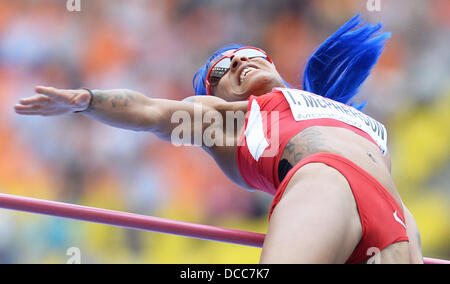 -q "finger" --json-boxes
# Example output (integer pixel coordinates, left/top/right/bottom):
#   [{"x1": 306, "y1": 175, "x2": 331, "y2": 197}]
[
  {"x1": 15, "y1": 110, "x2": 43, "y2": 116},
  {"x1": 35, "y1": 86, "x2": 62, "y2": 98},
  {"x1": 19, "y1": 94, "x2": 51, "y2": 105},
  {"x1": 14, "y1": 105, "x2": 41, "y2": 115},
  {"x1": 14, "y1": 104, "x2": 43, "y2": 111}
]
